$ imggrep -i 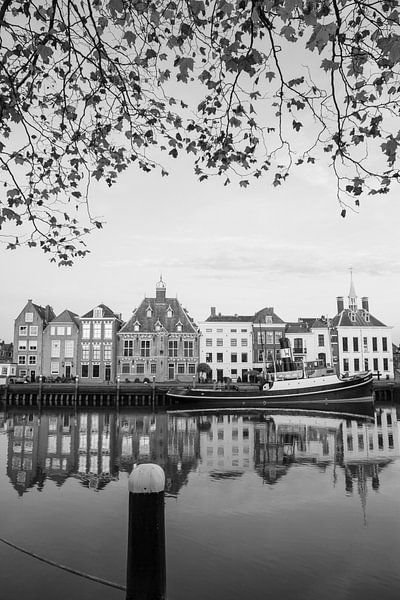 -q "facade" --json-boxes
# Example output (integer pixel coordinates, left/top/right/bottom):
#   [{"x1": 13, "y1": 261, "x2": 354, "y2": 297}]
[
  {"x1": 330, "y1": 281, "x2": 393, "y2": 377},
  {"x1": 42, "y1": 310, "x2": 80, "y2": 379},
  {"x1": 0, "y1": 341, "x2": 13, "y2": 362},
  {"x1": 252, "y1": 307, "x2": 286, "y2": 374},
  {"x1": 285, "y1": 317, "x2": 332, "y2": 368},
  {"x1": 13, "y1": 300, "x2": 55, "y2": 381},
  {"x1": 117, "y1": 279, "x2": 200, "y2": 383},
  {"x1": 200, "y1": 308, "x2": 253, "y2": 382},
  {"x1": 79, "y1": 304, "x2": 122, "y2": 383}
]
